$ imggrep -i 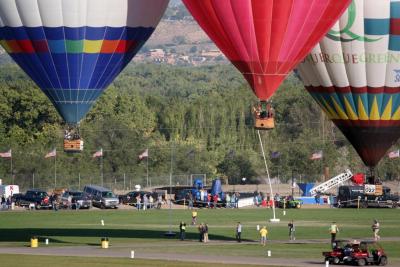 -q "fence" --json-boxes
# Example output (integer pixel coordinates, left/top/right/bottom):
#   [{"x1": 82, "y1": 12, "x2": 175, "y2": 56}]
[{"x1": 7, "y1": 172, "x2": 207, "y2": 193}]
